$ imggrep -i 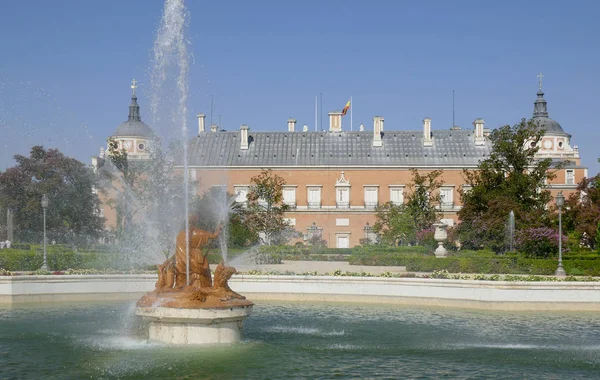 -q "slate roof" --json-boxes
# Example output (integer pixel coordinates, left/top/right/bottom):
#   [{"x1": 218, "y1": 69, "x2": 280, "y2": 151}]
[{"x1": 187, "y1": 129, "x2": 492, "y2": 167}]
